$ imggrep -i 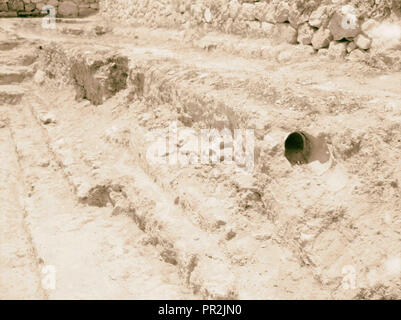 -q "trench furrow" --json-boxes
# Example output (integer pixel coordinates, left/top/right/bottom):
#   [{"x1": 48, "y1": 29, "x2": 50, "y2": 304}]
[
  {"x1": 0, "y1": 106, "x2": 46, "y2": 299},
  {"x1": 5, "y1": 99, "x2": 196, "y2": 299}
]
